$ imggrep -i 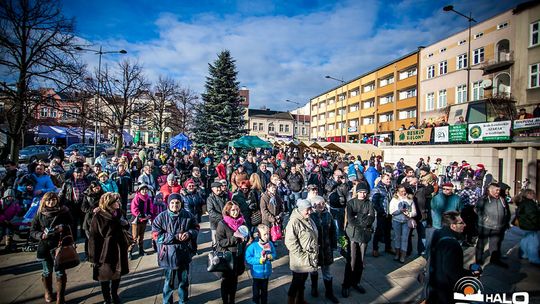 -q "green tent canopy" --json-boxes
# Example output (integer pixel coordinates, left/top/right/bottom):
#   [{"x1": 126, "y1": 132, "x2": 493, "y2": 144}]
[{"x1": 228, "y1": 136, "x2": 273, "y2": 149}]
